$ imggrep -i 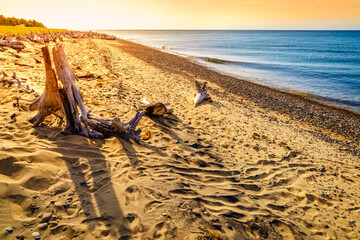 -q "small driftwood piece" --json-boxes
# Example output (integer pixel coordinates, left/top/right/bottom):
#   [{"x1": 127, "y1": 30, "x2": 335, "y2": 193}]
[
  {"x1": 84, "y1": 110, "x2": 145, "y2": 140},
  {"x1": 0, "y1": 40, "x2": 26, "y2": 50},
  {"x1": 29, "y1": 46, "x2": 63, "y2": 126},
  {"x1": 194, "y1": 80, "x2": 211, "y2": 107},
  {"x1": 137, "y1": 98, "x2": 173, "y2": 116},
  {"x1": 1, "y1": 71, "x2": 39, "y2": 96}
]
